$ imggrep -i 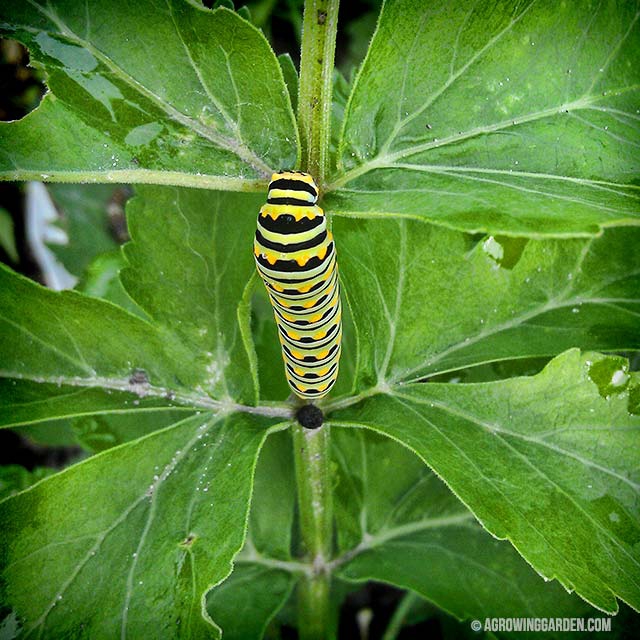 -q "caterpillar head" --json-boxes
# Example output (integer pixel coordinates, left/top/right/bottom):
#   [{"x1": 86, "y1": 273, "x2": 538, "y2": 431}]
[{"x1": 268, "y1": 171, "x2": 319, "y2": 205}]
